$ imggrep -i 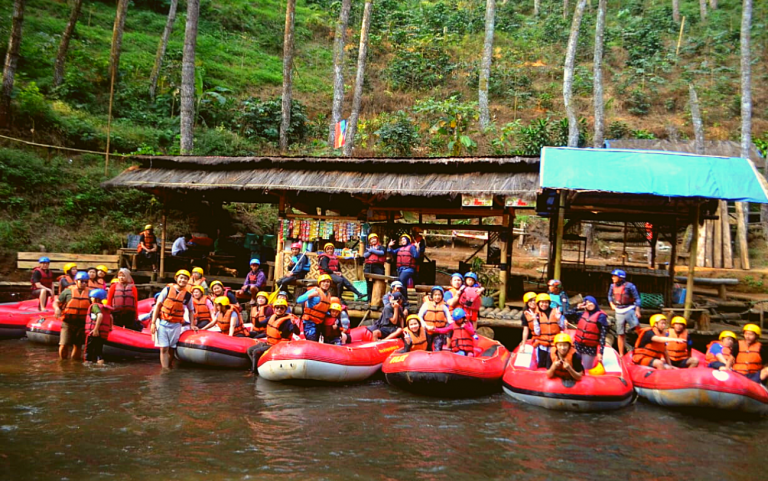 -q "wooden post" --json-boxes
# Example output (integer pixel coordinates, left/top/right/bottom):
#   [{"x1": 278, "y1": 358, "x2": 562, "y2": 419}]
[
  {"x1": 735, "y1": 202, "x2": 750, "y2": 269},
  {"x1": 622, "y1": 221, "x2": 628, "y2": 265},
  {"x1": 668, "y1": 219, "x2": 677, "y2": 305},
  {"x1": 554, "y1": 191, "x2": 566, "y2": 280},
  {"x1": 714, "y1": 203, "x2": 723, "y2": 268},
  {"x1": 721, "y1": 201, "x2": 734, "y2": 269},
  {"x1": 498, "y1": 214, "x2": 510, "y2": 308},
  {"x1": 159, "y1": 211, "x2": 167, "y2": 280},
  {"x1": 696, "y1": 219, "x2": 706, "y2": 267},
  {"x1": 684, "y1": 205, "x2": 700, "y2": 319},
  {"x1": 275, "y1": 222, "x2": 285, "y2": 283}
]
